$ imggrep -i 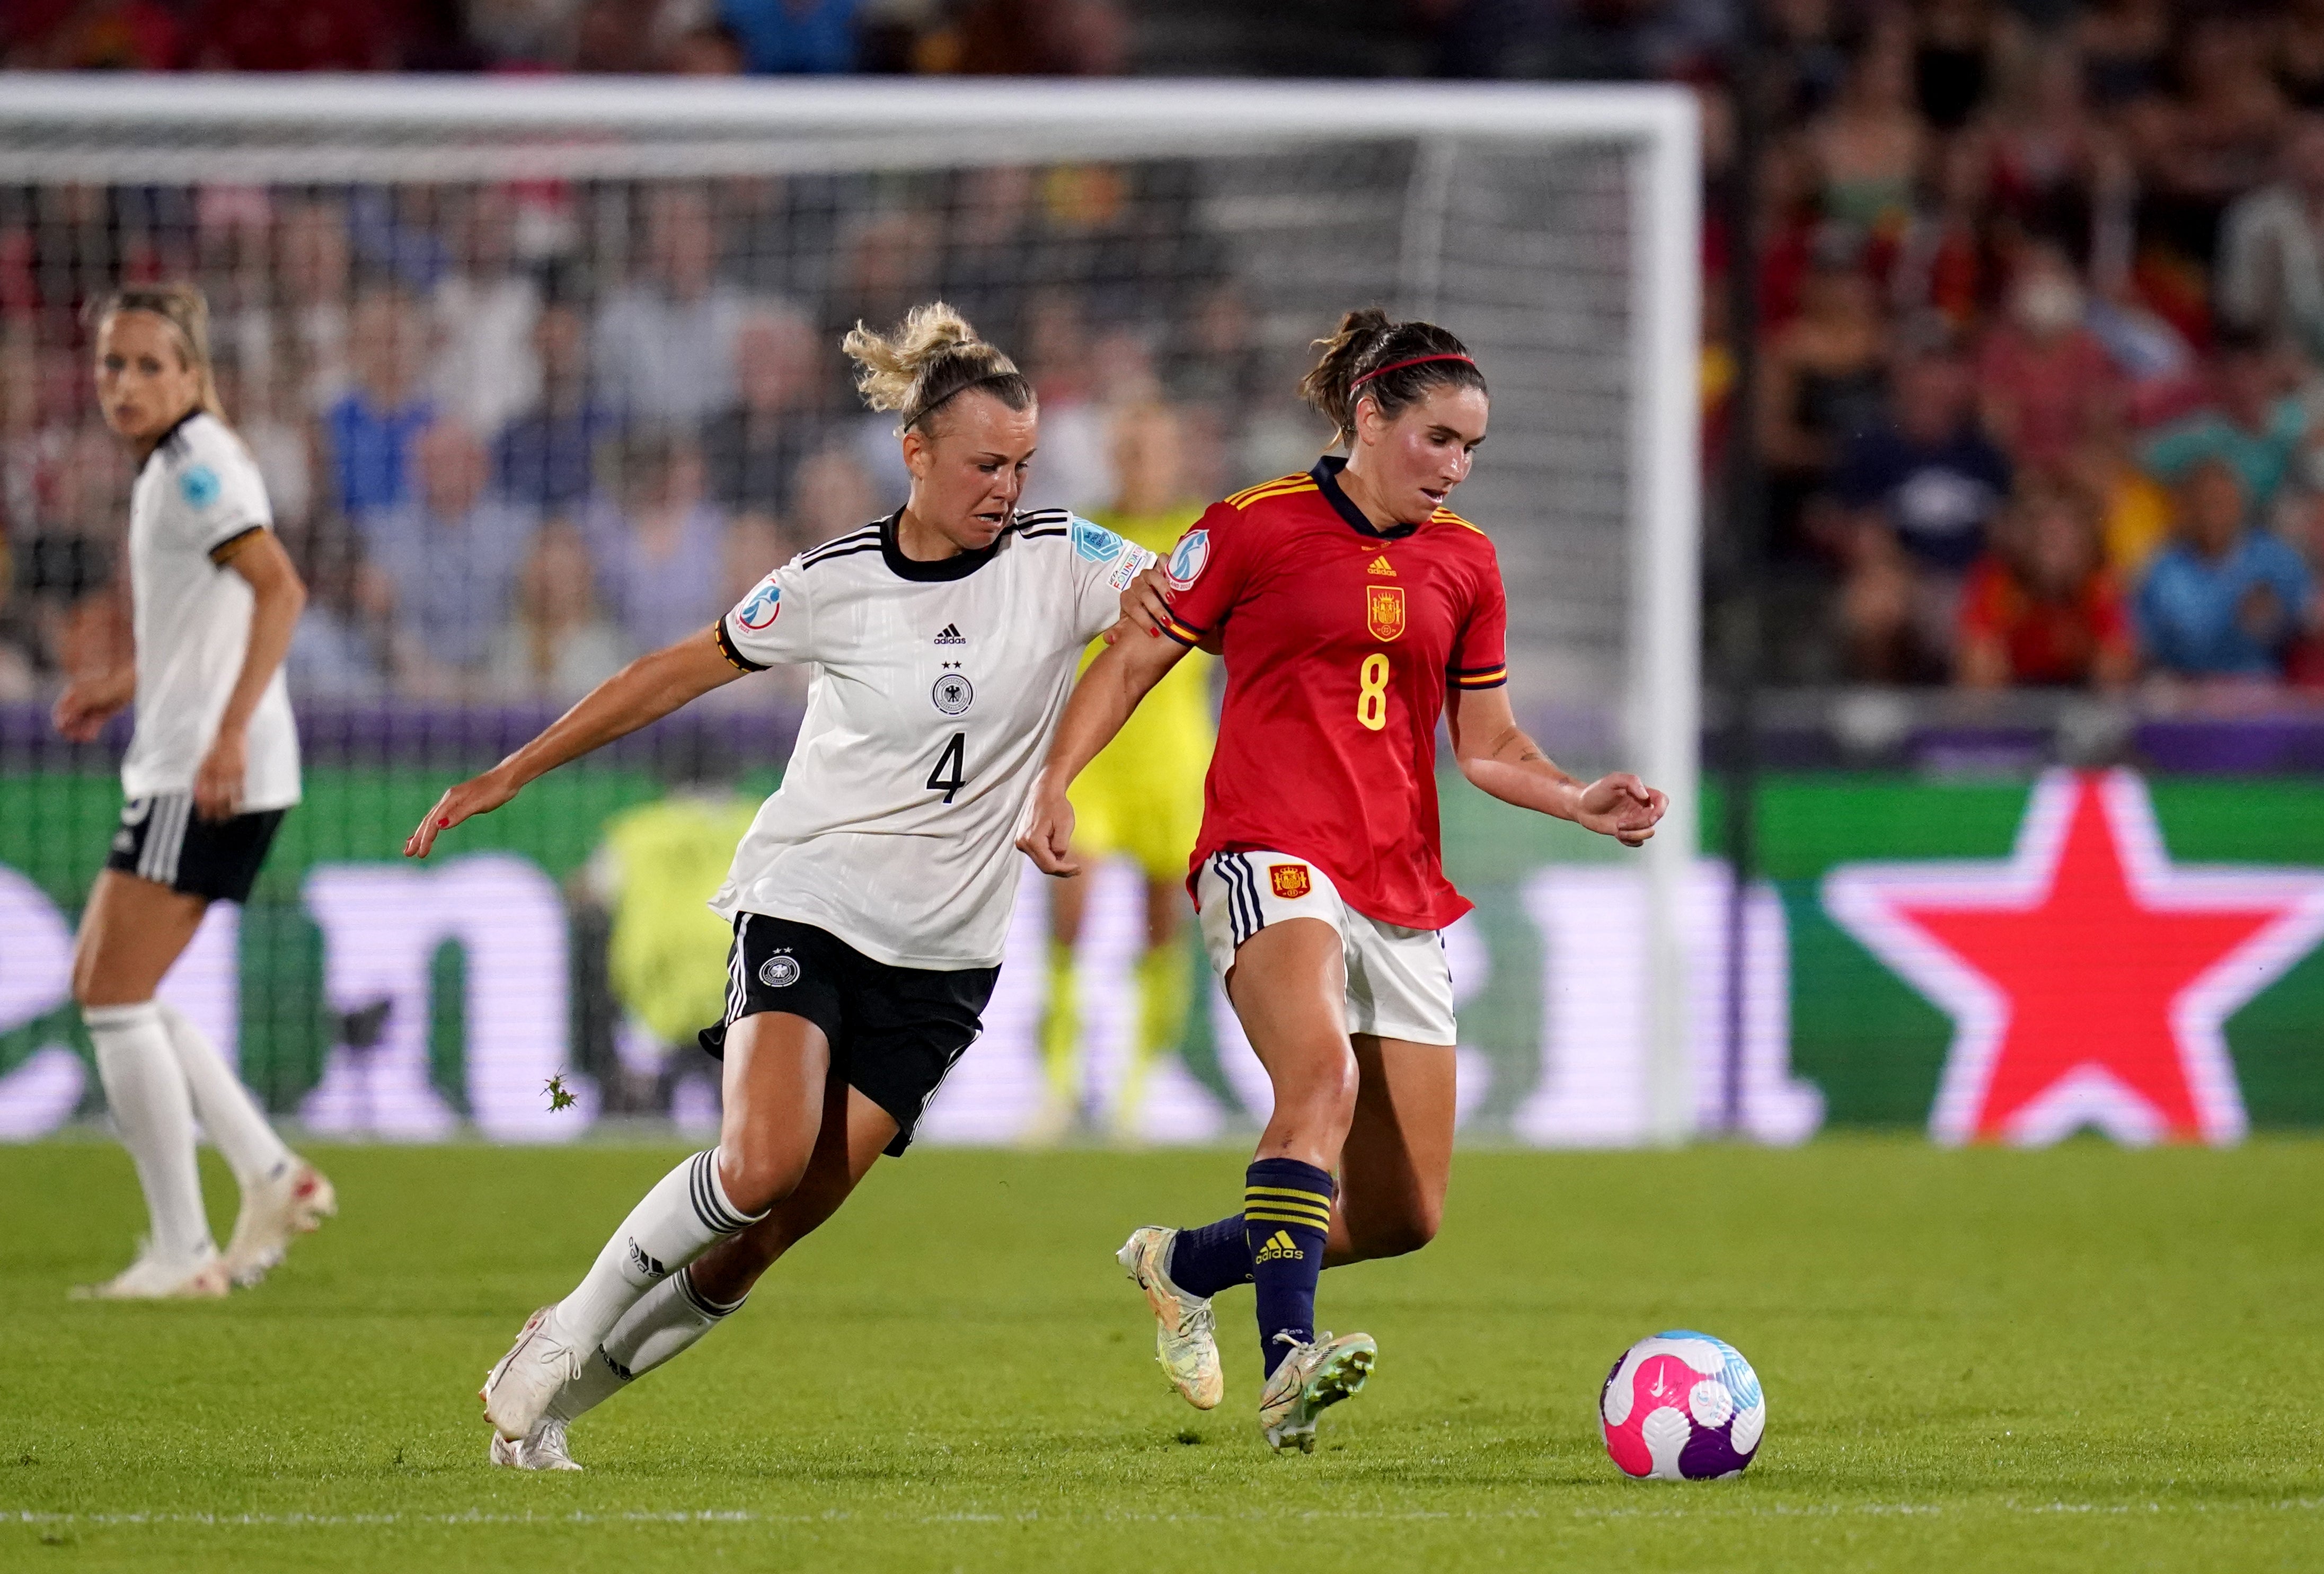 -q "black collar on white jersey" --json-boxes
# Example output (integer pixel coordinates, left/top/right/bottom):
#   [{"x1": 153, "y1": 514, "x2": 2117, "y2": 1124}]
[
  {"x1": 1311, "y1": 455, "x2": 1421, "y2": 541},
  {"x1": 880, "y1": 508, "x2": 1002, "y2": 582},
  {"x1": 138, "y1": 407, "x2": 203, "y2": 476}
]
